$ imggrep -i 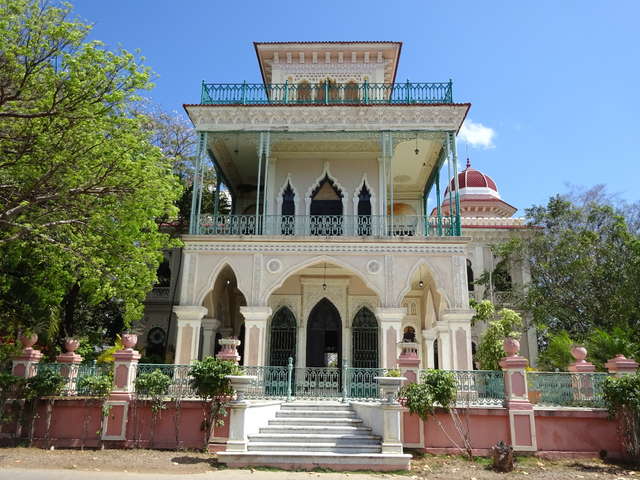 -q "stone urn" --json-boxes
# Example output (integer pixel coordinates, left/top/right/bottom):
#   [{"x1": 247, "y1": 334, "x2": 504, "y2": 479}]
[
  {"x1": 121, "y1": 333, "x2": 138, "y2": 350},
  {"x1": 571, "y1": 345, "x2": 588, "y2": 363},
  {"x1": 225, "y1": 375, "x2": 257, "y2": 402},
  {"x1": 503, "y1": 337, "x2": 520, "y2": 357},
  {"x1": 374, "y1": 376, "x2": 407, "y2": 404},
  {"x1": 64, "y1": 338, "x2": 80, "y2": 353},
  {"x1": 19, "y1": 333, "x2": 38, "y2": 349}
]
